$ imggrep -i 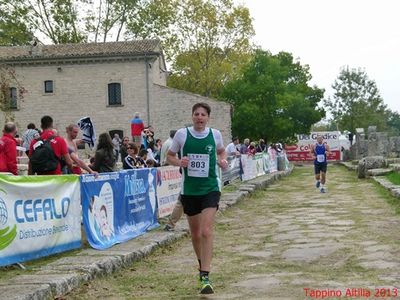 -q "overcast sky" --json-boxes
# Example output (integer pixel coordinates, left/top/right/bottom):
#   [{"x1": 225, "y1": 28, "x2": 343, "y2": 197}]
[{"x1": 240, "y1": 0, "x2": 400, "y2": 113}]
